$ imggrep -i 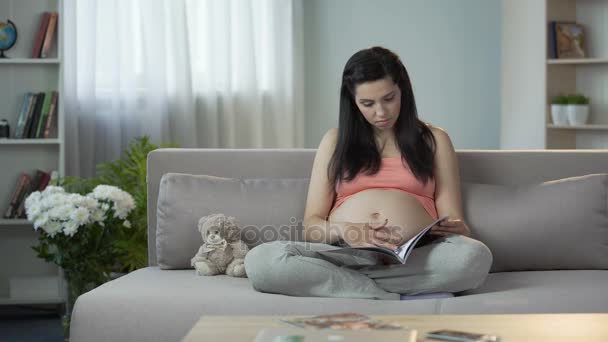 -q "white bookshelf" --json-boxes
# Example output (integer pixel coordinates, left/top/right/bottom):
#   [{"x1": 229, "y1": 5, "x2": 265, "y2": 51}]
[
  {"x1": 0, "y1": 297, "x2": 64, "y2": 305},
  {"x1": 0, "y1": 139, "x2": 61, "y2": 145},
  {"x1": 0, "y1": 58, "x2": 60, "y2": 64},
  {"x1": 0, "y1": 0, "x2": 65, "y2": 306},
  {"x1": 501, "y1": 0, "x2": 608, "y2": 149},
  {"x1": 0, "y1": 218, "x2": 31, "y2": 225},
  {"x1": 547, "y1": 58, "x2": 608, "y2": 65},
  {"x1": 548, "y1": 123, "x2": 608, "y2": 130}
]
